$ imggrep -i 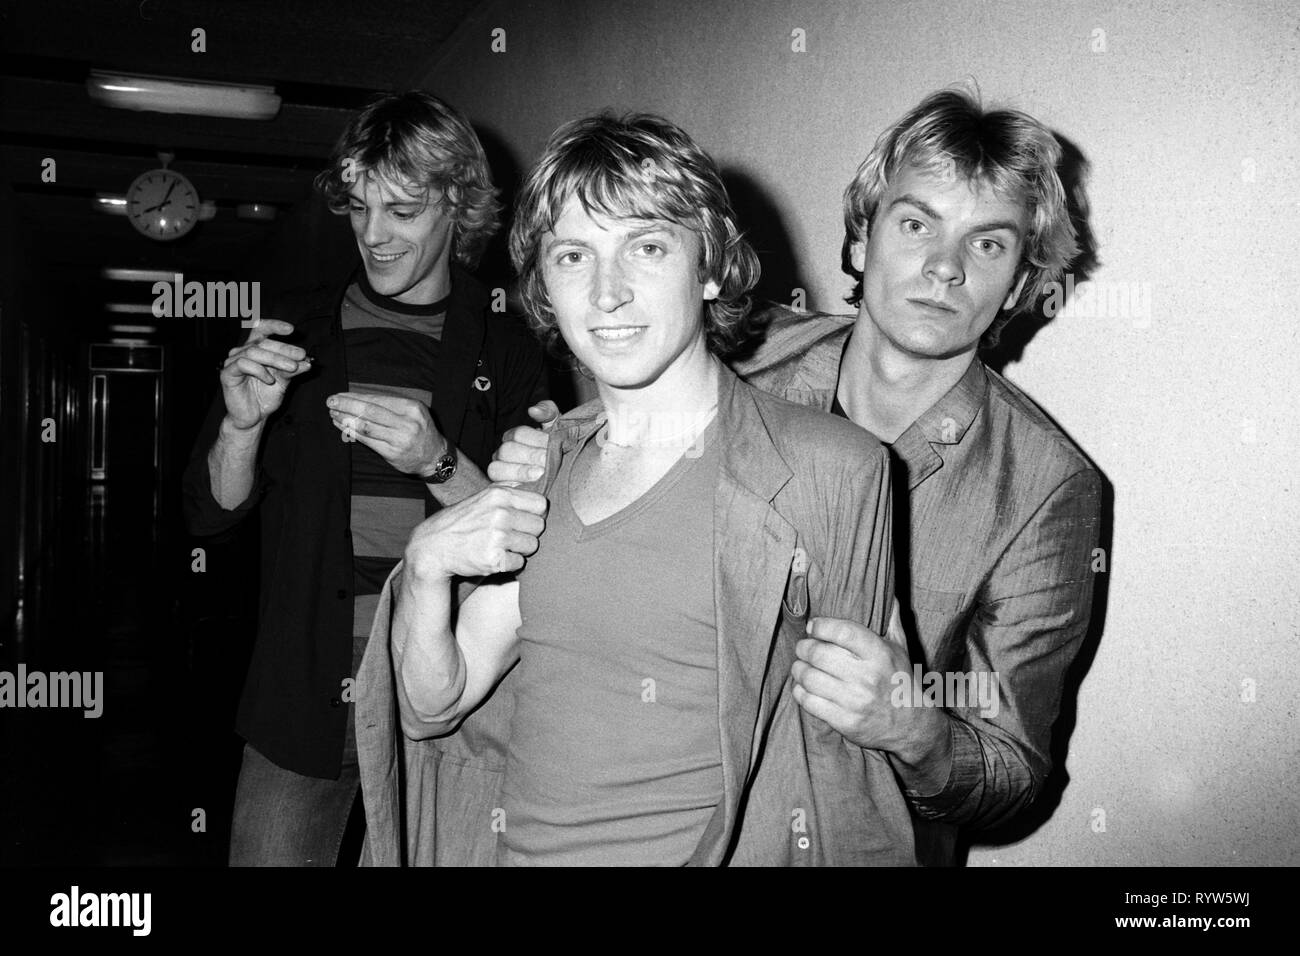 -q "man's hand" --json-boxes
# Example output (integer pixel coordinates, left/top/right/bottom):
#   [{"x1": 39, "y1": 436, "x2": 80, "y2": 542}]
[
  {"x1": 404, "y1": 485, "x2": 548, "y2": 581},
  {"x1": 220, "y1": 319, "x2": 312, "y2": 430},
  {"x1": 487, "y1": 400, "x2": 559, "y2": 485},
  {"x1": 327, "y1": 391, "x2": 448, "y2": 476},
  {"x1": 791, "y1": 614, "x2": 950, "y2": 772}
]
